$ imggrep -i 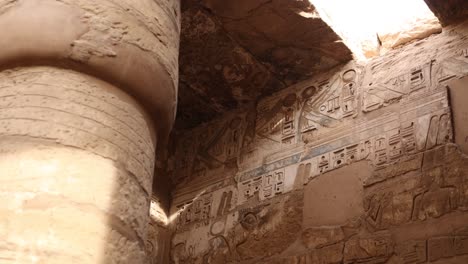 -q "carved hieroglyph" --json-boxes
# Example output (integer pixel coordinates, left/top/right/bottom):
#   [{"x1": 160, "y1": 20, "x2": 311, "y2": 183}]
[{"x1": 168, "y1": 22, "x2": 468, "y2": 264}]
